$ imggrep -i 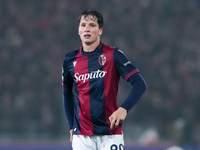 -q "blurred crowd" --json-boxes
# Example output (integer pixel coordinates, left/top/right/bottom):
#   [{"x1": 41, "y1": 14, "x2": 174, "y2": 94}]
[{"x1": 0, "y1": 0, "x2": 200, "y2": 146}]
